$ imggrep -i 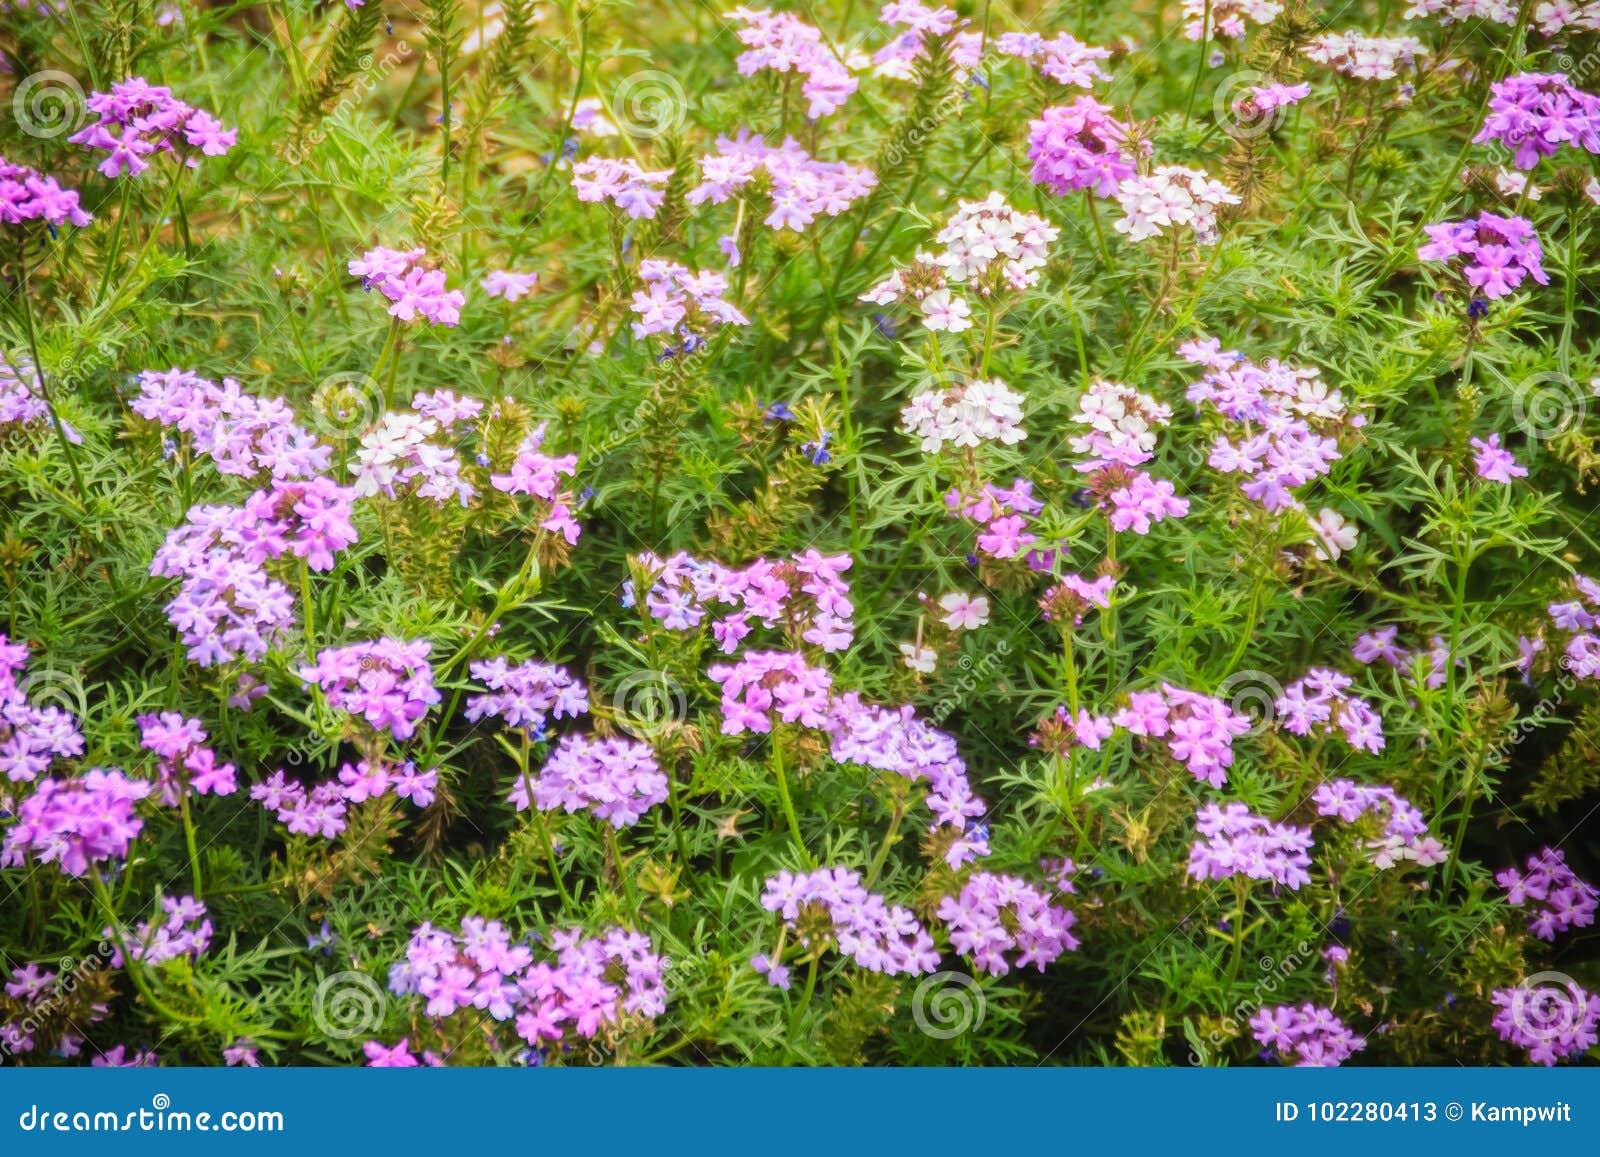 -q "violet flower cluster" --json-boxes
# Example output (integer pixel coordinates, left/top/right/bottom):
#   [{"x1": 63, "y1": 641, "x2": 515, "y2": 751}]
[
  {"x1": 2, "y1": 961, "x2": 111, "y2": 1059},
  {"x1": 1181, "y1": 337, "x2": 1364, "y2": 558},
  {"x1": 0, "y1": 154, "x2": 91, "y2": 229},
  {"x1": 1496, "y1": 846, "x2": 1599, "y2": 940},
  {"x1": 1187, "y1": 802, "x2": 1314, "y2": 890},
  {"x1": 1, "y1": 768, "x2": 152, "y2": 876},
  {"x1": 689, "y1": 133, "x2": 876, "y2": 232},
  {"x1": 1274, "y1": 668, "x2": 1385, "y2": 753},
  {"x1": 1417, "y1": 212, "x2": 1549, "y2": 300},
  {"x1": 132, "y1": 368, "x2": 332, "y2": 480},
  {"x1": 757, "y1": 867, "x2": 940, "y2": 982},
  {"x1": 507, "y1": 733, "x2": 667, "y2": 829},
  {"x1": 137, "y1": 711, "x2": 238, "y2": 803},
  {"x1": 1351, "y1": 625, "x2": 1456, "y2": 687},
  {"x1": 250, "y1": 761, "x2": 437, "y2": 839},
  {"x1": 107, "y1": 895, "x2": 212, "y2": 966},
  {"x1": 348, "y1": 247, "x2": 465, "y2": 327},
  {"x1": 1249, "y1": 1003, "x2": 1367, "y2": 1067},
  {"x1": 1112, "y1": 685, "x2": 1252, "y2": 788},
  {"x1": 1, "y1": 633, "x2": 85, "y2": 783},
  {"x1": 1027, "y1": 97, "x2": 1140, "y2": 198},
  {"x1": 936, "y1": 871, "x2": 1079, "y2": 975},
  {"x1": 571, "y1": 156, "x2": 672, "y2": 219},
  {"x1": 946, "y1": 477, "x2": 1045, "y2": 563},
  {"x1": 1490, "y1": 978, "x2": 1600, "y2": 1065},
  {"x1": 386, "y1": 919, "x2": 667, "y2": 1052},
  {"x1": 707, "y1": 650, "x2": 834, "y2": 734},
  {"x1": 825, "y1": 692, "x2": 989, "y2": 867},
  {"x1": 489, "y1": 422, "x2": 583, "y2": 544},
  {"x1": 1312, "y1": 779, "x2": 1446, "y2": 869},
  {"x1": 997, "y1": 31, "x2": 1112, "y2": 89},
  {"x1": 465, "y1": 658, "x2": 588, "y2": 736},
  {"x1": 298, "y1": 638, "x2": 442, "y2": 740},
  {"x1": 1474, "y1": 72, "x2": 1600, "y2": 169},
  {"x1": 629, "y1": 260, "x2": 749, "y2": 341},
  {"x1": 1067, "y1": 379, "x2": 1188, "y2": 536},
  {"x1": 628, "y1": 549, "x2": 854, "y2": 653},
  {"x1": 69, "y1": 77, "x2": 235, "y2": 178},
  {"x1": 729, "y1": 7, "x2": 860, "y2": 119}
]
